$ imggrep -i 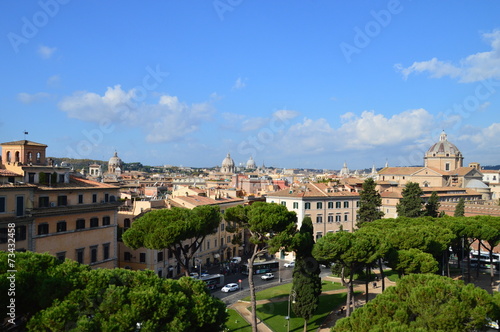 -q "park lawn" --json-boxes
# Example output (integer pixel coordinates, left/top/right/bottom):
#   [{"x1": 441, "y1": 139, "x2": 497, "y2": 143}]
[
  {"x1": 383, "y1": 269, "x2": 400, "y2": 283},
  {"x1": 255, "y1": 293, "x2": 348, "y2": 332},
  {"x1": 225, "y1": 309, "x2": 252, "y2": 332},
  {"x1": 242, "y1": 281, "x2": 344, "y2": 301}
]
